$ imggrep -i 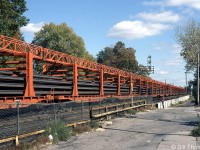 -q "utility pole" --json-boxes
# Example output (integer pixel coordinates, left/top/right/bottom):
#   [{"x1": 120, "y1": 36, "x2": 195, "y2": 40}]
[
  {"x1": 138, "y1": 55, "x2": 154, "y2": 74},
  {"x1": 185, "y1": 71, "x2": 188, "y2": 93},
  {"x1": 147, "y1": 55, "x2": 154, "y2": 74}
]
